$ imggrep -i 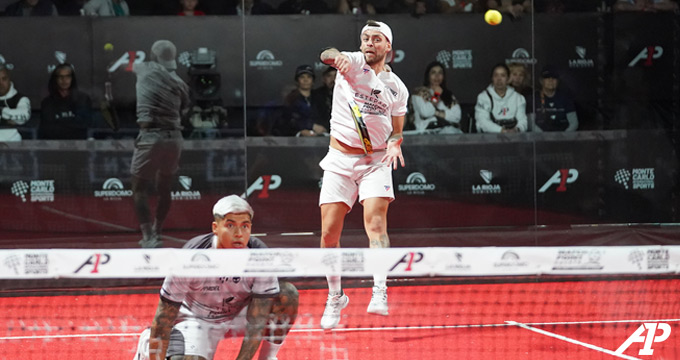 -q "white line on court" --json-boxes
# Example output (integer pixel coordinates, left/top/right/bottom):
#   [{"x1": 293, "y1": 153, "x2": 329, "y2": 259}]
[
  {"x1": 4, "y1": 318, "x2": 678, "y2": 341},
  {"x1": 40, "y1": 206, "x2": 187, "y2": 243},
  {"x1": 506, "y1": 320, "x2": 643, "y2": 360}
]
